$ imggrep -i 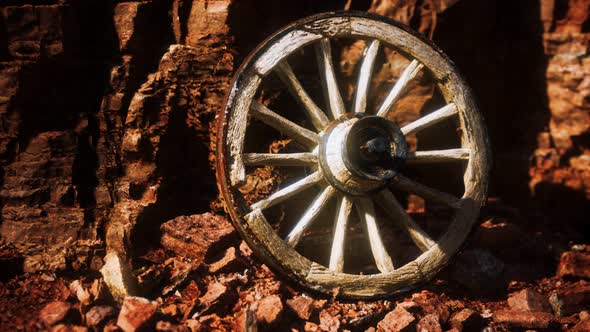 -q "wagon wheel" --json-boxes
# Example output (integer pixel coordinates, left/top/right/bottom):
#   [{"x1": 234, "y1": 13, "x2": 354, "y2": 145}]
[{"x1": 216, "y1": 11, "x2": 490, "y2": 298}]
